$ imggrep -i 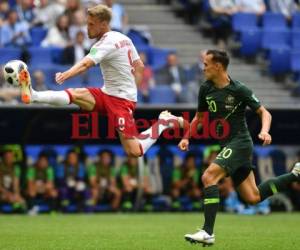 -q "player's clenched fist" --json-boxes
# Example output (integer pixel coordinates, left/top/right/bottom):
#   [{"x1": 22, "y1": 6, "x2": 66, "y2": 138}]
[
  {"x1": 55, "y1": 72, "x2": 65, "y2": 85},
  {"x1": 178, "y1": 139, "x2": 189, "y2": 151},
  {"x1": 258, "y1": 131, "x2": 272, "y2": 146}
]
